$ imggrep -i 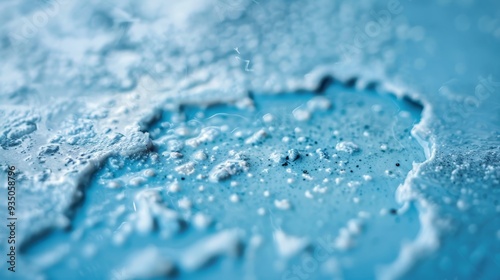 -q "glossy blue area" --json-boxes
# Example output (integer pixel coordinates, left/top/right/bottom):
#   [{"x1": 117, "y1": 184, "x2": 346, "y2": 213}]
[{"x1": 23, "y1": 83, "x2": 425, "y2": 279}]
